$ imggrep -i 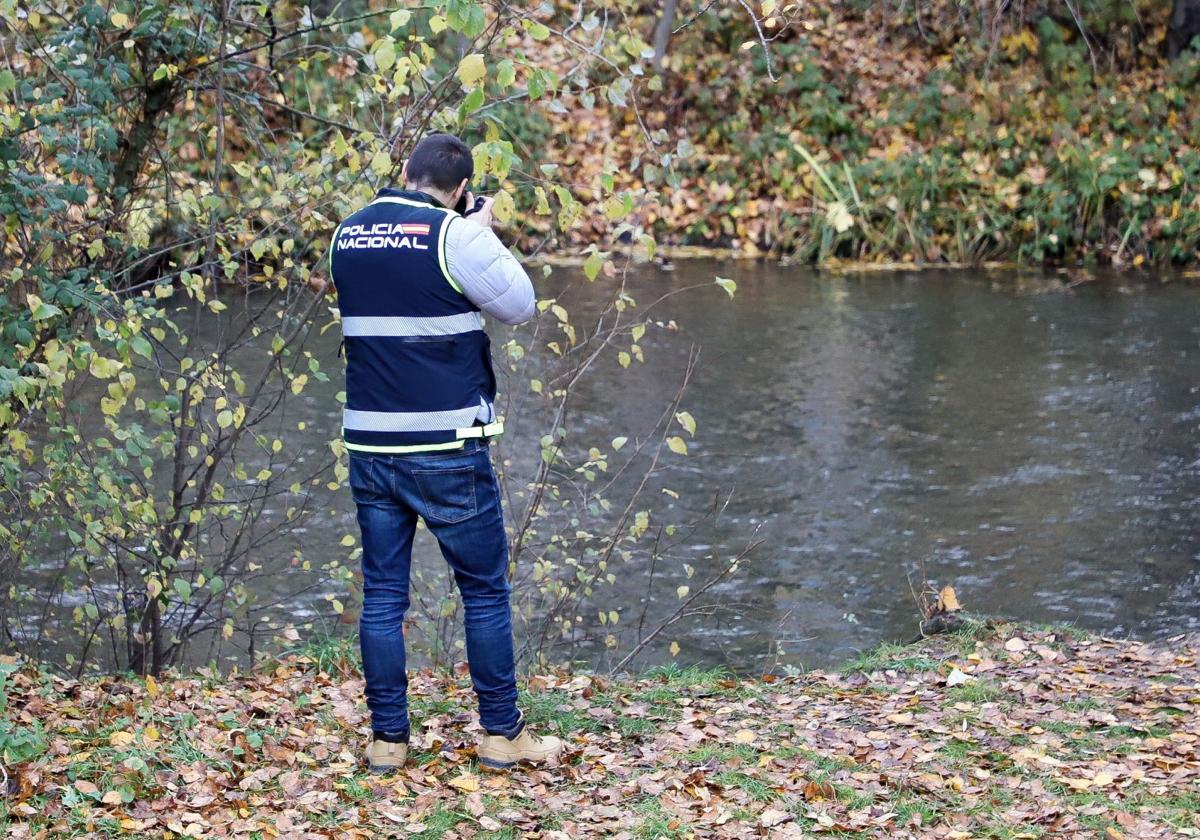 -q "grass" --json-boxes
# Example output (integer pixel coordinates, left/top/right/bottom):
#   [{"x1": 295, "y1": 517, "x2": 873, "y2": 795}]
[{"x1": 840, "y1": 641, "x2": 943, "y2": 674}]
